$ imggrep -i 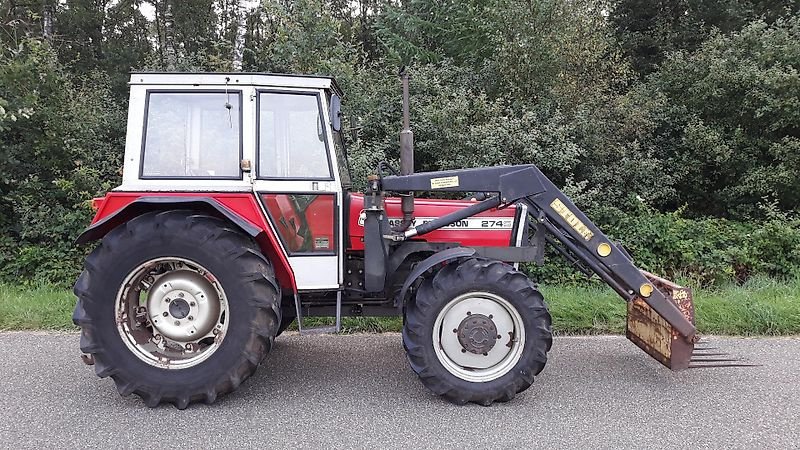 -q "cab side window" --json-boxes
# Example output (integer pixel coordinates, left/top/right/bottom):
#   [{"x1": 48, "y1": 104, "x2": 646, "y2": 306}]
[
  {"x1": 258, "y1": 93, "x2": 332, "y2": 179},
  {"x1": 141, "y1": 92, "x2": 241, "y2": 179},
  {"x1": 261, "y1": 194, "x2": 336, "y2": 254}
]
